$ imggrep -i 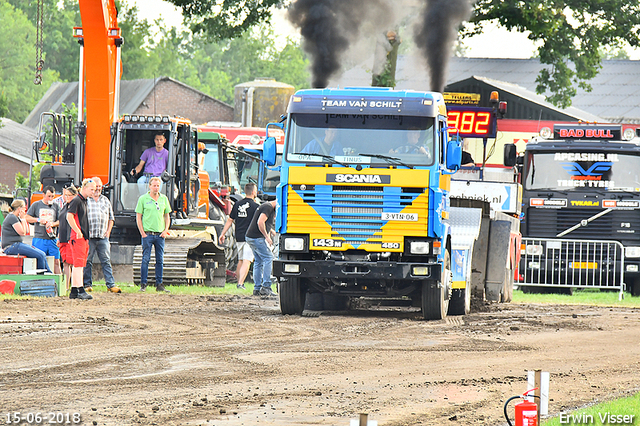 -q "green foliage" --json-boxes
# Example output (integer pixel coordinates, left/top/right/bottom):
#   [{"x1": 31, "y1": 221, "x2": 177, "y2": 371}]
[
  {"x1": 15, "y1": 163, "x2": 43, "y2": 195},
  {"x1": 114, "y1": 3, "x2": 310, "y2": 104},
  {"x1": 466, "y1": 1, "x2": 640, "y2": 108},
  {"x1": 168, "y1": 0, "x2": 281, "y2": 41},
  {"x1": 0, "y1": 0, "x2": 58, "y2": 122},
  {"x1": 6, "y1": 0, "x2": 80, "y2": 82}
]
